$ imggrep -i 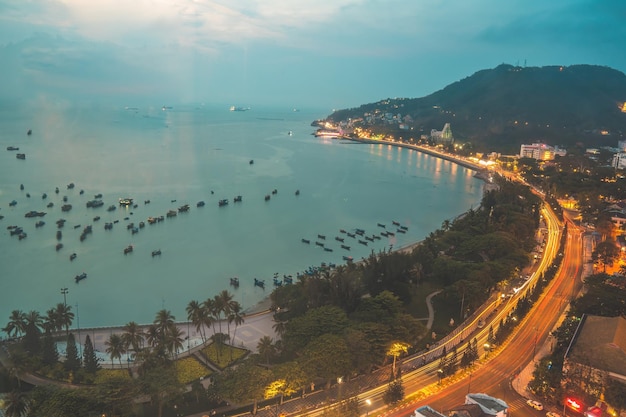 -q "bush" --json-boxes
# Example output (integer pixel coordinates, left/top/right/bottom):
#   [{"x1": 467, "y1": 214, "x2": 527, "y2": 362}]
[
  {"x1": 201, "y1": 343, "x2": 248, "y2": 369},
  {"x1": 175, "y1": 357, "x2": 212, "y2": 384},
  {"x1": 94, "y1": 368, "x2": 131, "y2": 384}
]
